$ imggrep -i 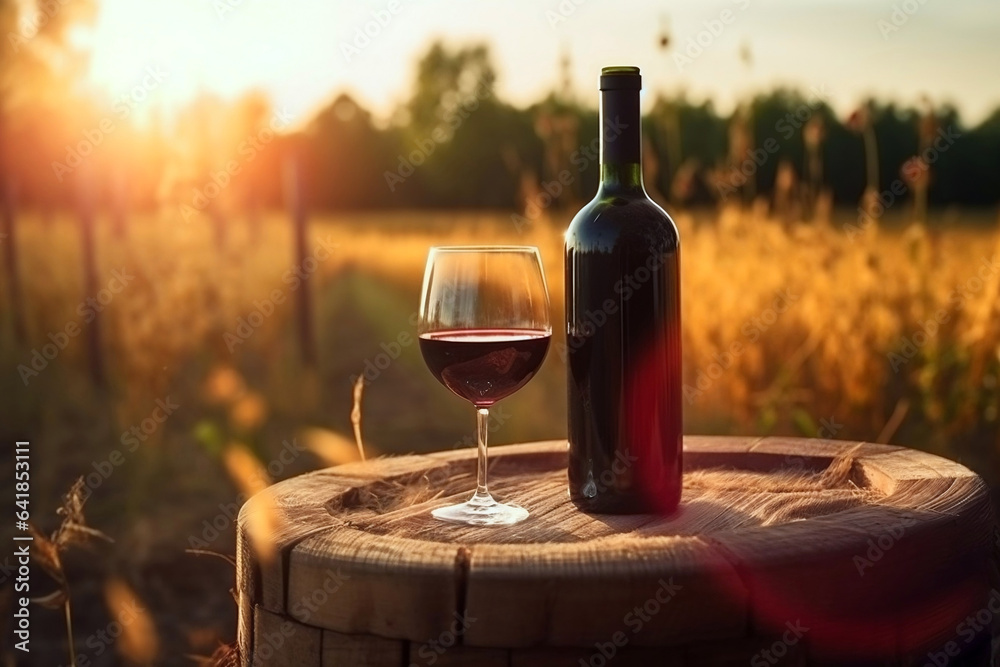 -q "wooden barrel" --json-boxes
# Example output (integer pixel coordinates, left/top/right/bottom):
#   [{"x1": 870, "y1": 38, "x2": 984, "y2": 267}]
[{"x1": 236, "y1": 437, "x2": 998, "y2": 666}]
